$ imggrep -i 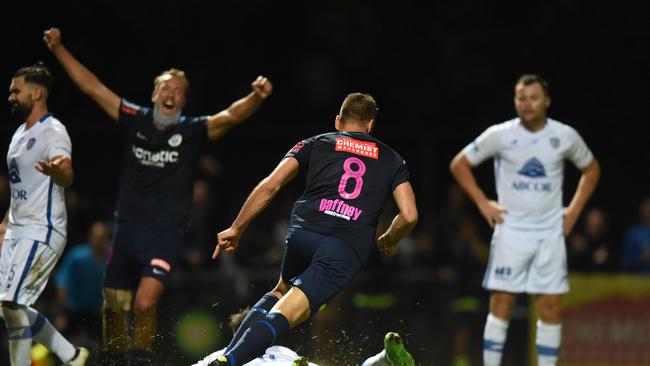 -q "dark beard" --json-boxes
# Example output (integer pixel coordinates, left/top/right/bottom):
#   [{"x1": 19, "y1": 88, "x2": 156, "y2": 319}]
[{"x1": 11, "y1": 102, "x2": 32, "y2": 121}]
